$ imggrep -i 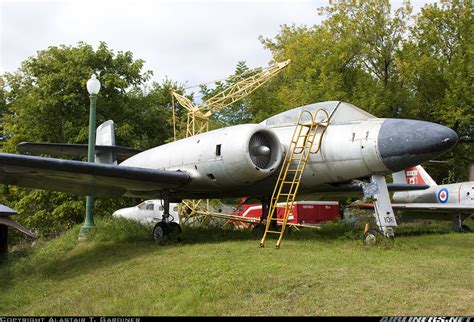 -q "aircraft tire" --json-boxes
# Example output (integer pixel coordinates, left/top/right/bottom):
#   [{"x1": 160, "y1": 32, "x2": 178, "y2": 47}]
[
  {"x1": 152, "y1": 222, "x2": 170, "y2": 242},
  {"x1": 363, "y1": 229, "x2": 379, "y2": 246}
]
